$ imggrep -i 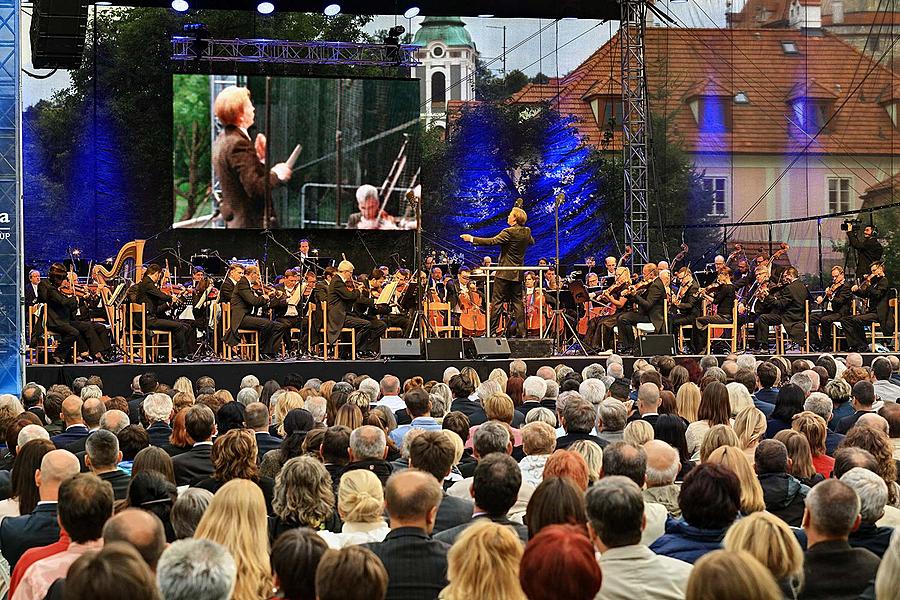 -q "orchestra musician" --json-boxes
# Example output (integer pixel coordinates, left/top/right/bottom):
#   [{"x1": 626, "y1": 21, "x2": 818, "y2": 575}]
[
  {"x1": 737, "y1": 266, "x2": 771, "y2": 329},
  {"x1": 842, "y1": 261, "x2": 893, "y2": 352},
  {"x1": 362, "y1": 269, "x2": 410, "y2": 333},
  {"x1": 346, "y1": 185, "x2": 398, "y2": 230},
  {"x1": 446, "y1": 266, "x2": 478, "y2": 321},
  {"x1": 25, "y1": 270, "x2": 41, "y2": 307},
  {"x1": 39, "y1": 264, "x2": 106, "y2": 363},
  {"x1": 187, "y1": 267, "x2": 215, "y2": 342},
  {"x1": 428, "y1": 267, "x2": 448, "y2": 302},
  {"x1": 713, "y1": 255, "x2": 726, "y2": 273},
  {"x1": 327, "y1": 260, "x2": 386, "y2": 357},
  {"x1": 751, "y1": 267, "x2": 809, "y2": 352},
  {"x1": 523, "y1": 271, "x2": 549, "y2": 337},
  {"x1": 460, "y1": 207, "x2": 534, "y2": 338},
  {"x1": 269, "y1": 268, "x2": 311, "y2": 354},
  {"x1": 603, "y1": 257, "x2": 617, "y2": 280},
  {"x1": 135, "y1": 264, "x2": 192, "y2": 360},
  {"x1": 692, "y1": 268, "x2": 735, "y2": 354},
  {"x1": 211, "y1": 86, "x2": 292, "y2": 229},
  {"x1": 731, "y1": 259, "x2": 753, "y2": 291},
  {"x1": 225, "y1": 264, "x2": 288, "y2": 359},
  {"x1": 615, "y1": 264, "x2": 667, "y2": 354},
  {"x1": 219, "y1": 264, "x2": 244, "y2": 304},
  {"x1": 809, "y1": 265, "x2": 853, "y2": 351},
  {"x1": 725, "y1": 243, "x2": 748, "y2": 272},
  {"x1": 587, "y1": 267, "x2": 631, "y2": 351},
  {"x1": 667, "y1": 268, "x2": 703, "y2": 338}
]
